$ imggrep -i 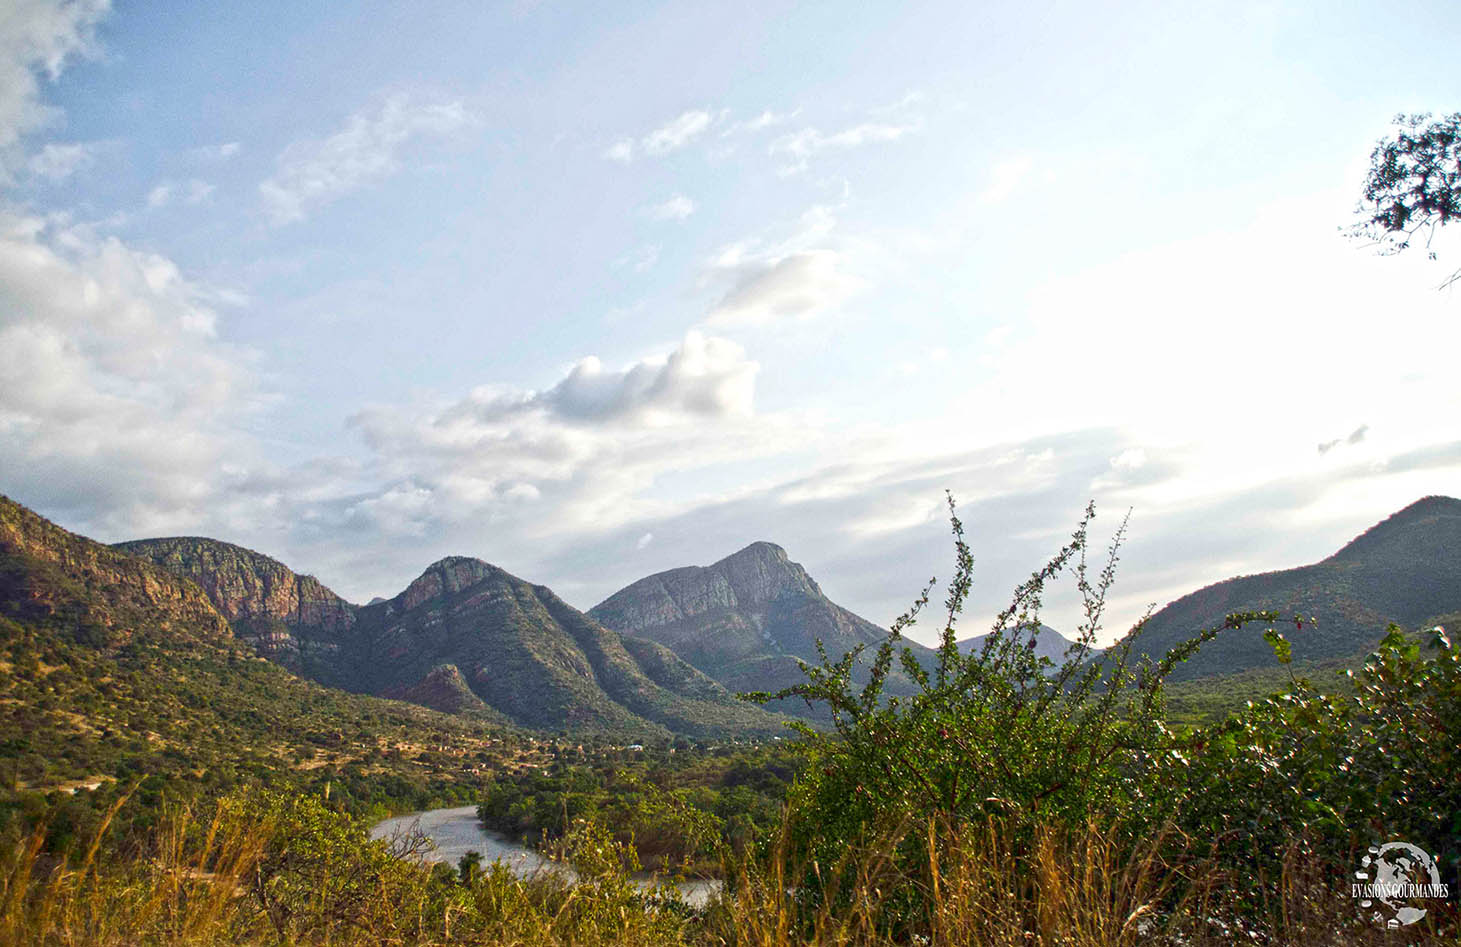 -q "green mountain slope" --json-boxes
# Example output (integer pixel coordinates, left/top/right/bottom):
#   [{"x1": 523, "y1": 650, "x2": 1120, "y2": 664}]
[
  {"x1": 589, "y1": 542, "x2": 934, "y2": 715},
  {"x1": 1120, "y1": 495, "x2": 1461, "y2": 681}
]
